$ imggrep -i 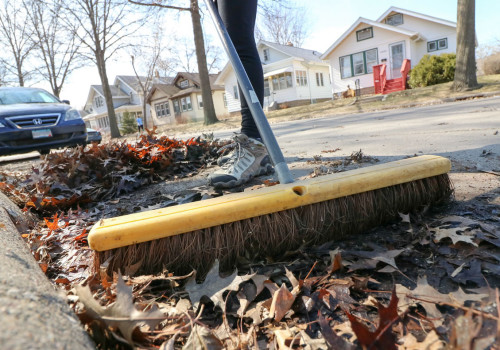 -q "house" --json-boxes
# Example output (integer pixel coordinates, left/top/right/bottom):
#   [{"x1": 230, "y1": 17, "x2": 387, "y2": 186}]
[
  {"x1": 146, "y1": 72, "x2": 227, "y2": 125},
  {"x1": 215, "y1": 40, "x2": 332, "y2": 114},
  {"x1": 320, "y1": 7, "x2": 457, "y2": 95},
  {"x1": 83, "y1": 75, "x2": 171, "y2": 133}
]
